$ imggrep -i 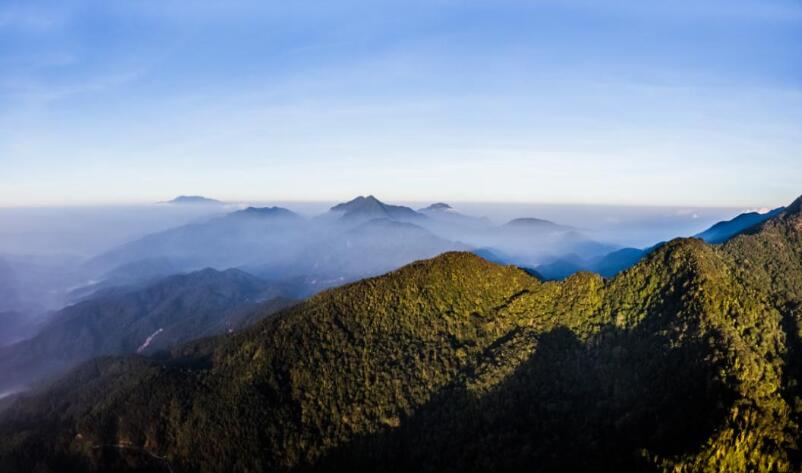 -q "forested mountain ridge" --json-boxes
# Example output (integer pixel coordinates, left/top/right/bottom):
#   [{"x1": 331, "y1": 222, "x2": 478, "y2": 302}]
[{"x1": 1, "y1": 196, "x2": 802, "y2": 472}]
